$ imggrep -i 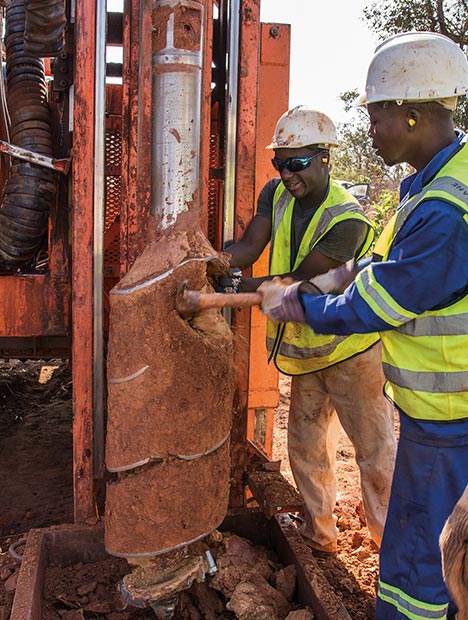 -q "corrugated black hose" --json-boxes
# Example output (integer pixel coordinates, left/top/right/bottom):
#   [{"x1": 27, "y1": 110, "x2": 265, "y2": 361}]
[{"x1": 0, "y1": 0, "x2": 64, "y2": 270}]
